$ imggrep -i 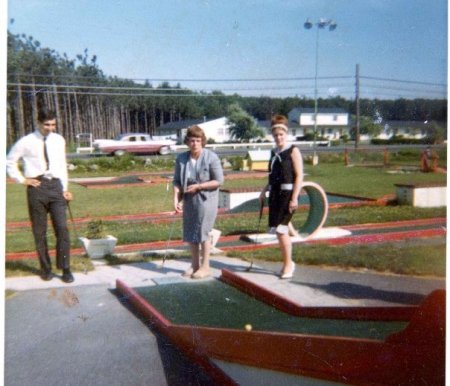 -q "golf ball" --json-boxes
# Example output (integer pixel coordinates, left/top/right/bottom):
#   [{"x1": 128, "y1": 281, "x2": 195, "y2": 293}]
[{"x1": 244, "y1": 324, "x2": 252, "y2": 331}]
